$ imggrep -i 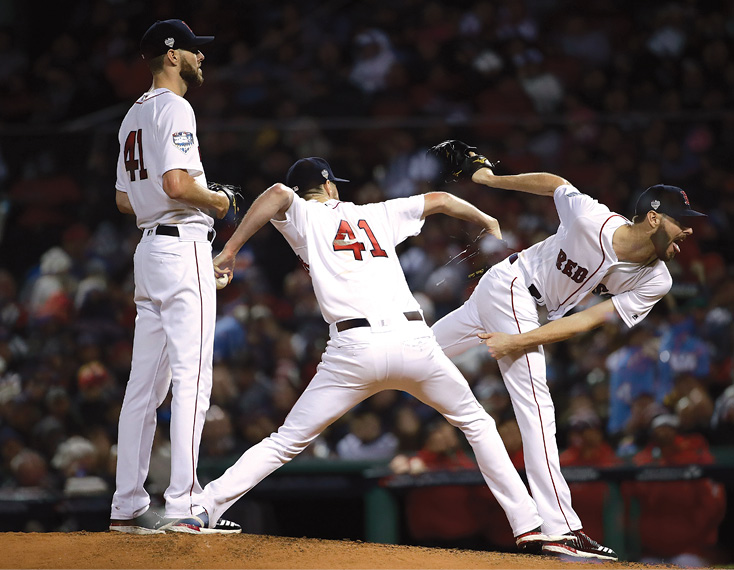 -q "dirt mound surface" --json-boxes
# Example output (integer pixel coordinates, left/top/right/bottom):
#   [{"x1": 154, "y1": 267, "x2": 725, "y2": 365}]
[{"x1": 1, "y1": 532, "x2": 675, "y2": 569}]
